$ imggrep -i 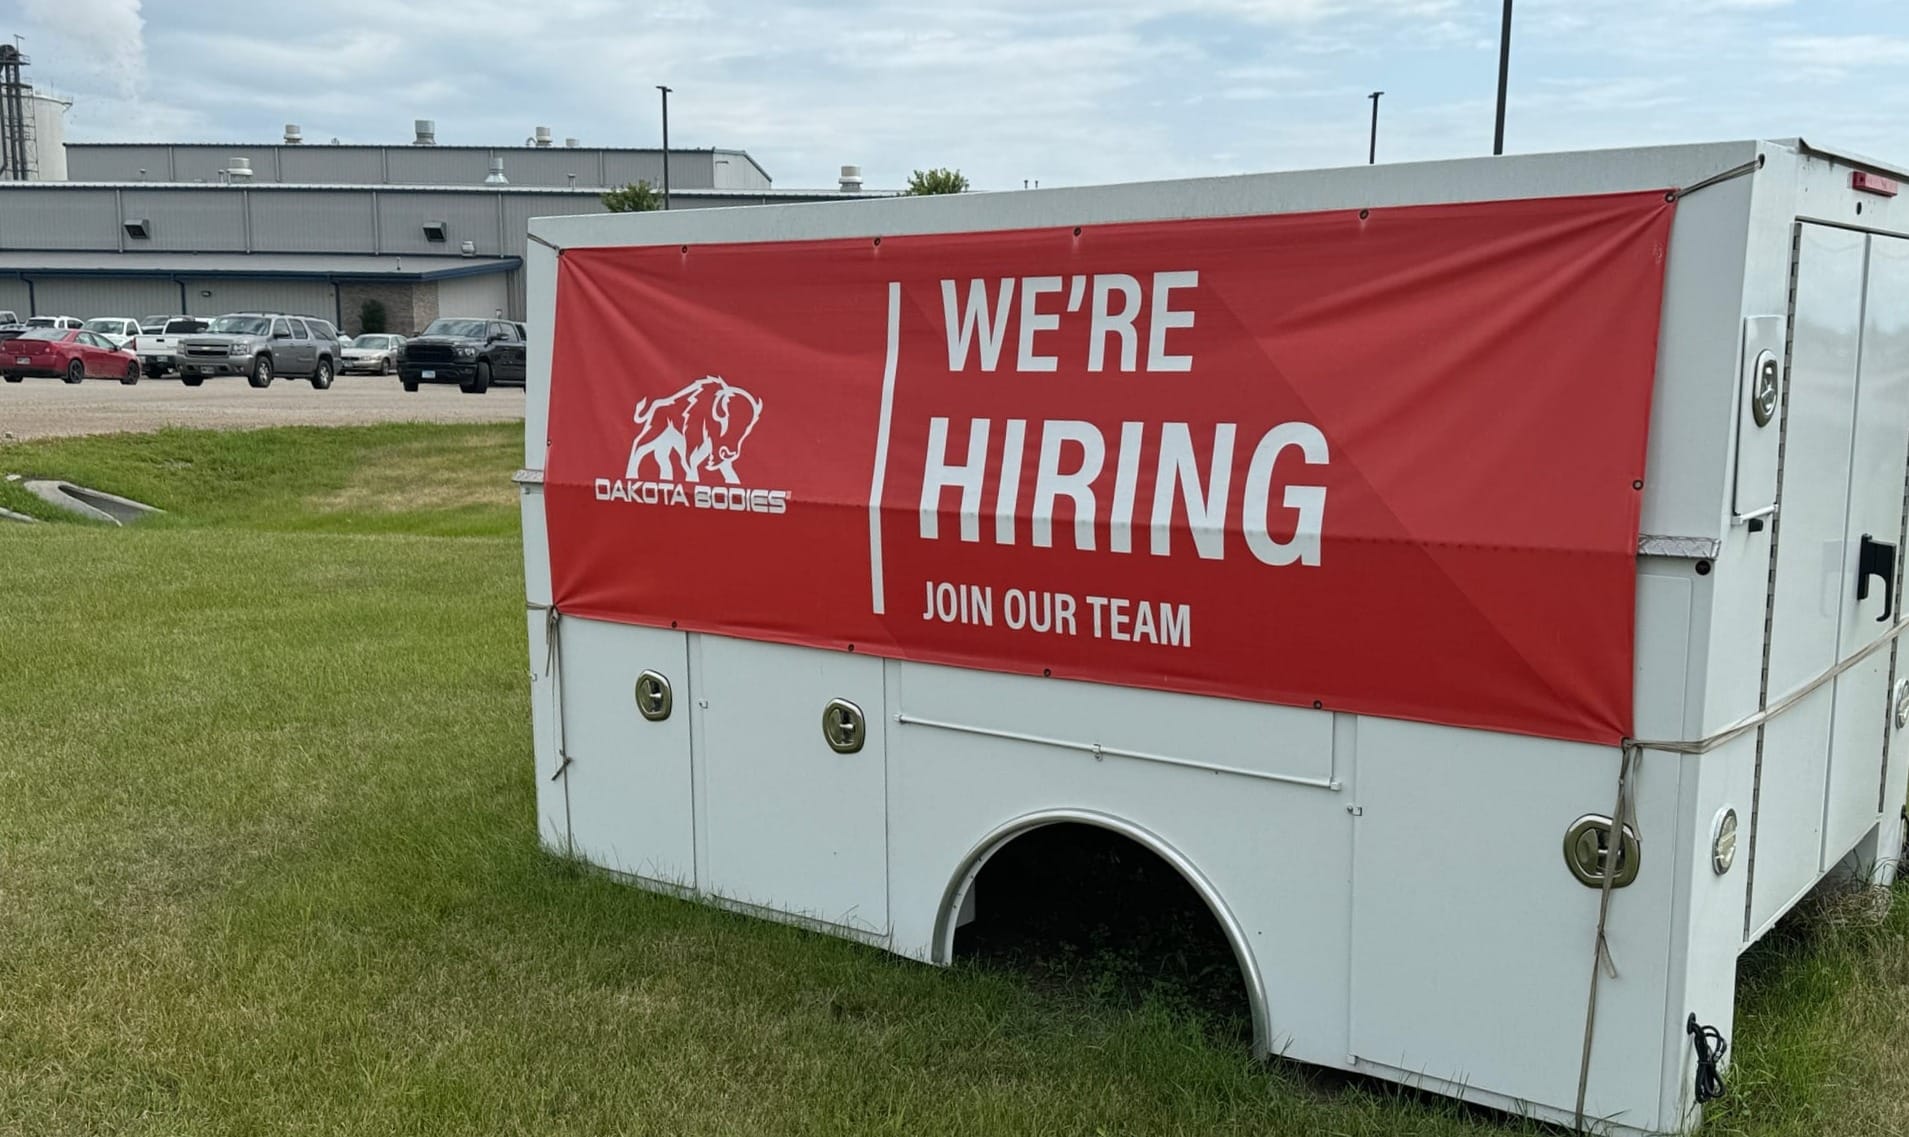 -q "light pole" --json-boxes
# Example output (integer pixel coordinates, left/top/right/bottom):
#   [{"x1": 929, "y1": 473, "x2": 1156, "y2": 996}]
[
  {"x1": 1493, "y1": 0, "x2": 1513, "y2": 155},
  {"x1": 1367, "y1": 91, "x2": 1383, "y2": 165},
  {"x1": 656, "y1": 84, "x2": 673, "y2": 209}
]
